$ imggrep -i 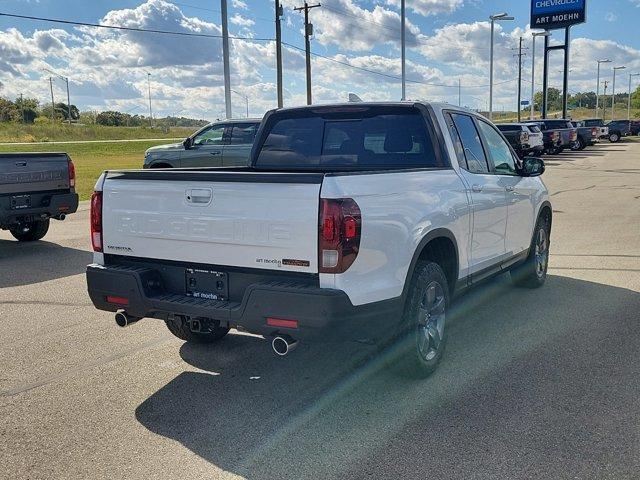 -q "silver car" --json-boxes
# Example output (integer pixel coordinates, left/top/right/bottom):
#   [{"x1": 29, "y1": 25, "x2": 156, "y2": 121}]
[{"x1": 143, "y1": 118, "x2": 261, "y2": 168}]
